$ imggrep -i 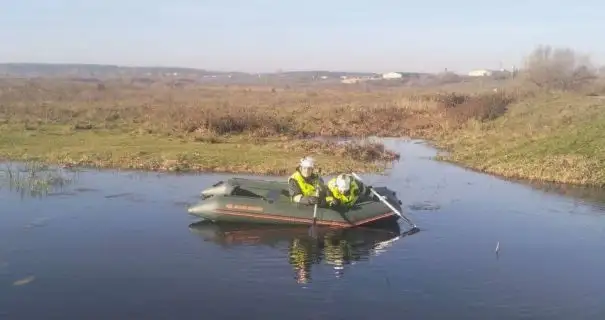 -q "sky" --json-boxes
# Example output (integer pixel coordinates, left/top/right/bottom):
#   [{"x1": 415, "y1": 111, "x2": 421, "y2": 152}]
[{"x1": 0, "y1": 0, "x2": 603, "y2": 73}]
